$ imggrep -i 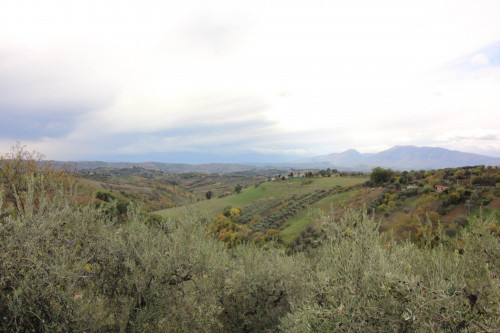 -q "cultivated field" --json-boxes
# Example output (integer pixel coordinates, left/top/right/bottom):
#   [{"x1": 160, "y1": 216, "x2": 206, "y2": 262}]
[{"x1": 155, "y1": 176, "x2": 368, "y2": 221}]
